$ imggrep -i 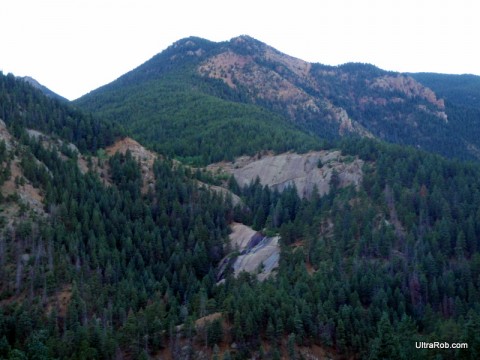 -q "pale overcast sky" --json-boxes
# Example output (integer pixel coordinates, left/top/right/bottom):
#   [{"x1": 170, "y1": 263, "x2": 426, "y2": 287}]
[{"x1": 1, "y1": 0, "x2": 479, "y2": 100}]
